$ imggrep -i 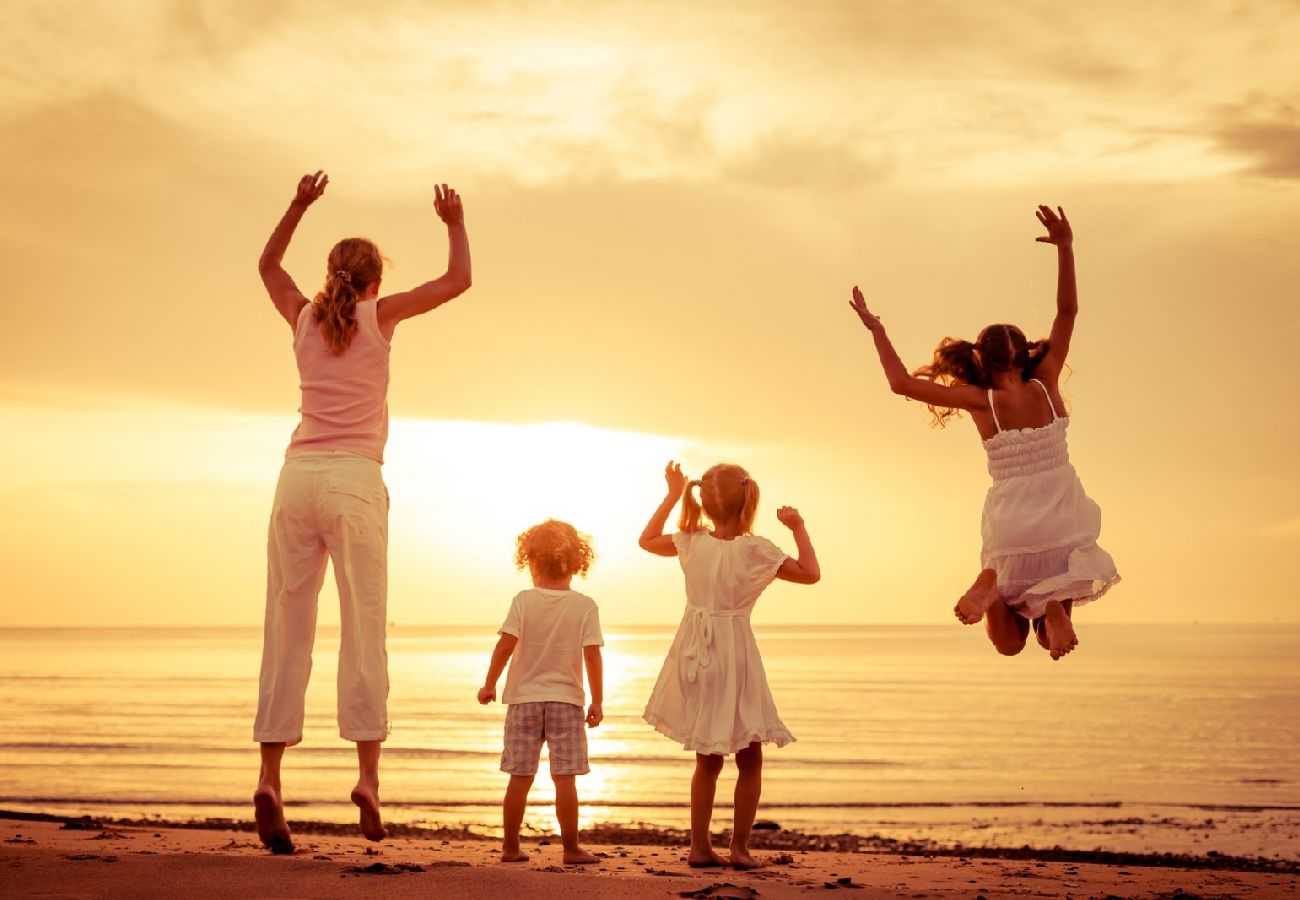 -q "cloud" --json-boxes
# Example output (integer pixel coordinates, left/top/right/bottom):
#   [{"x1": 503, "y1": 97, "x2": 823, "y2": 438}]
[{"x1": 1211, "y1": 102, "x2": 1300, "y2": 180}]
